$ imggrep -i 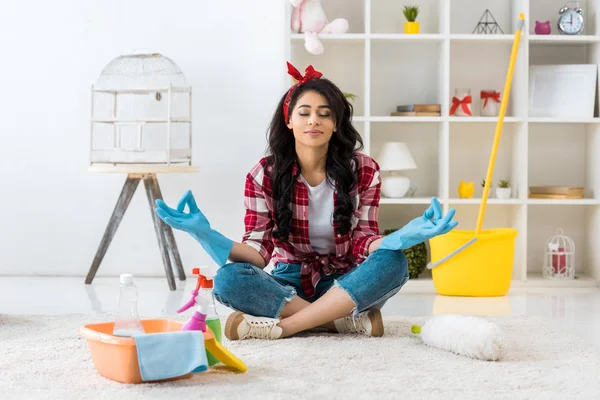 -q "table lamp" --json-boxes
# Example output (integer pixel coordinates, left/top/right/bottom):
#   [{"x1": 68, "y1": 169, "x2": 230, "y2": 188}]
[{"x1": 376, "y1": 142, "x2": 417, "y2": 198}]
